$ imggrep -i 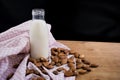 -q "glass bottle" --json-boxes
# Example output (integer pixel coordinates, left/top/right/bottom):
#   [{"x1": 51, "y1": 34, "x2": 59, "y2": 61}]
[{"x1": 30, "y1": 9, "x2": 49, "y2": 59}]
